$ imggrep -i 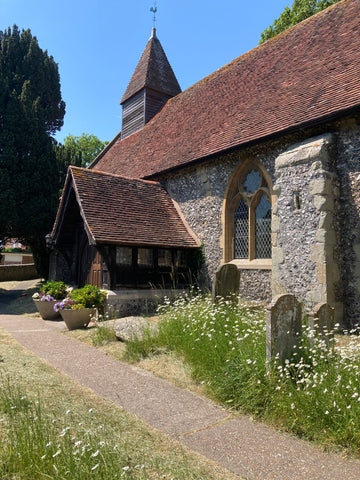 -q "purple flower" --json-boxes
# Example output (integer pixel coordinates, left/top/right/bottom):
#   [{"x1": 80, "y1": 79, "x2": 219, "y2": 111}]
[
  {"x1": 54, "y1": 298, "x2": 76, "y2": 312},
  {"x1": 40, "y1": 294, "x2": 55, "y2": 302}
]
